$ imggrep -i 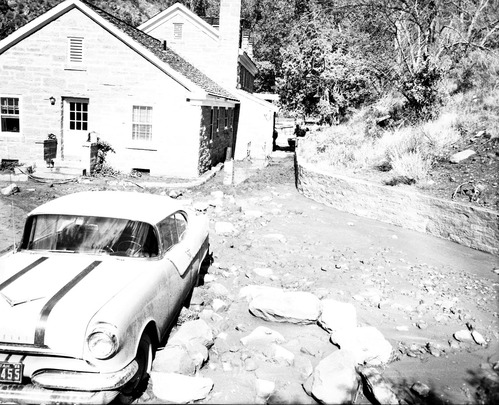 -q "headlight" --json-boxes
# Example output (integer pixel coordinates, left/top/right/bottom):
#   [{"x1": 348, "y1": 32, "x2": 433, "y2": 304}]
[{"x1": 87, "y1": 324, "x2": 119, "y2": 360}]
